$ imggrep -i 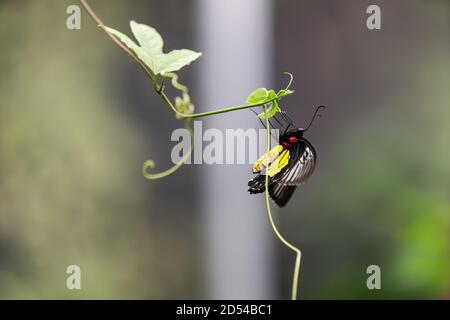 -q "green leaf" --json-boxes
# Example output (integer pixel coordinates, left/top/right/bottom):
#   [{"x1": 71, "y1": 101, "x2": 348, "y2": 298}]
[
  {"x1": 130, "y1": 21, "x2": 163, "y2": 57},
  {"x1": 247, "y1": 88, "x2": 268, "y2": 104},
  {"x1": 267, "y1": 89, "x2": 277, "y2": 100},
  {"x1": 257, "y1": 100, "x2": 281, "y2": 120},
  {"x1": 247, "y1": 88, "x2": 282, "y2": 119},
  {"x1": 104, "y1": 25, "x2": 153, "y2": 69},
  {"x1": 105, "y1": 21, "x2": 202, "y2": 75},
  {"x1": 157, "y1": 49, "x2": 203, "y2": 74},
  {"x1": 256, "y1": 89, "x2": 282, "y2": 119}
]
